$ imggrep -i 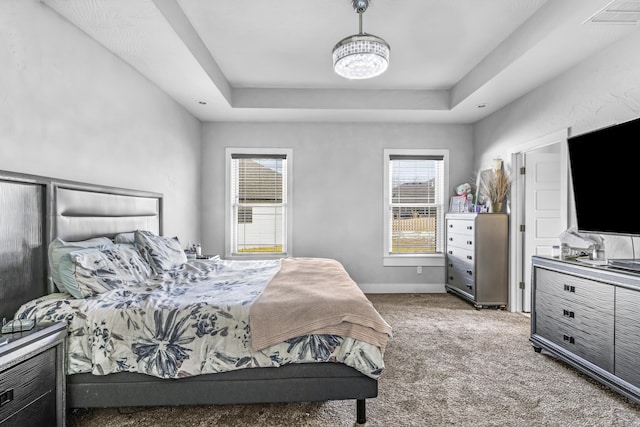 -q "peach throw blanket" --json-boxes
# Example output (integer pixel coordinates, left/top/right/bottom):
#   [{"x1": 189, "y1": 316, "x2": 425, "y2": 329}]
[{"x1": 250, "y1": 257, "x2": 392, "y2": 352}]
